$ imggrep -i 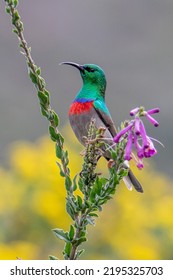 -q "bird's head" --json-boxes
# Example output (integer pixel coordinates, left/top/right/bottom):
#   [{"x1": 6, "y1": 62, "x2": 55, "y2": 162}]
[{"x1": 60, "y1": 62, "x2": 107, "y2": 95}]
